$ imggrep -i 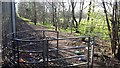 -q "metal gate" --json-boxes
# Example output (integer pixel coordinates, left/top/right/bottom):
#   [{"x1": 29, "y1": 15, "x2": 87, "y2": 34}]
[{"x1": 6, "y1": 30, "x2": 95, "y2": 68}]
